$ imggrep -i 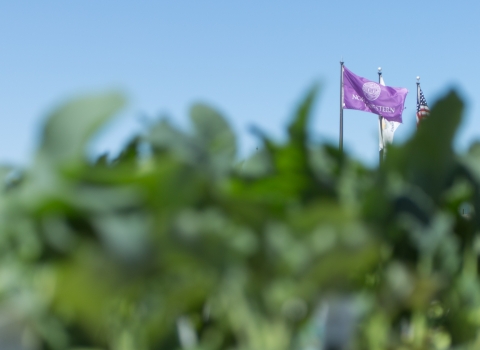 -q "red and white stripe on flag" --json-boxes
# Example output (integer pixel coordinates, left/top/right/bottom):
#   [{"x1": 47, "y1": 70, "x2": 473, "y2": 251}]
[{"x1": 416, "y1": 106, "x2": 430, "y2": 126}]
